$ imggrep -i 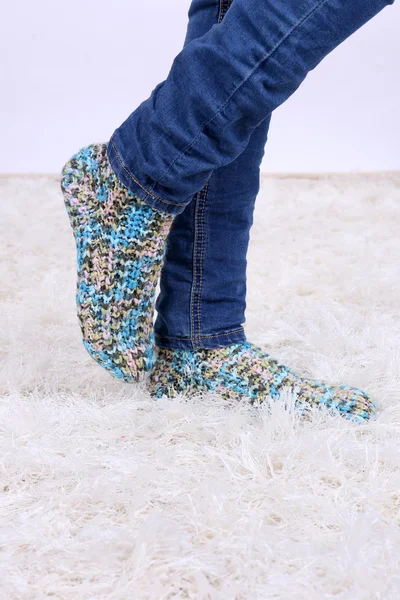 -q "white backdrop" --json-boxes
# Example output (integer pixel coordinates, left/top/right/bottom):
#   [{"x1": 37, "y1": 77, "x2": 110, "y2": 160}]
[{"x1": 1, "y1": 0, "x2": 399, "y2": 174}]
